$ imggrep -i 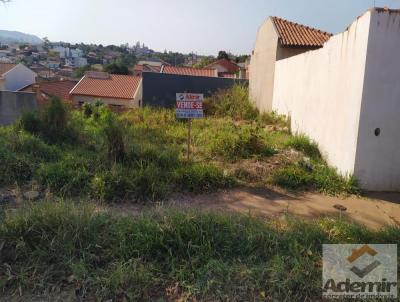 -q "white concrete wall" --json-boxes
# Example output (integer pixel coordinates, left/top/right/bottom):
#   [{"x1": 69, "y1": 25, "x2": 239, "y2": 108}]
[
  {"x1": 3, "y1": 64, "x2": 37, "y2": 91},
  {"x1": 249, "y1": 18, "x2": 279, "y2": 112},
  {"x1": 272, "y1": 12, "x2": 372, "y2": 177},
  {"x1": 354, "y1": 10, "x2": 400, "y2": 190},
  {"x1": 249, "y1": 18, "x2": 316, "y2": 113}
]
